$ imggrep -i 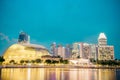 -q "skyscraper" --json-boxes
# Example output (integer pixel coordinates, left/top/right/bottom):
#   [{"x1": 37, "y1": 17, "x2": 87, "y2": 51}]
[
  {"x1": 72, "y1": 42, "x2": 83, "y2": 59},
  {"x1": 50, "y1": 42, "x2": 57, "y2": 56},
  {"x1": 18, "y1": 31, "x2": 30, "y2": 44},
  {"x1": 98, "y1": 33, "x2": 107, "y2": 46},
  {"x1": 72, "y1": 43, "x2": 80, "y2": 58},
  {"x1": 98, "y1": 33, "x2": 114, "y2": 60},
  {"x1": 89, "y1": 44, "x2": 98, "y2": 60},
  {"x1": 82, "y1": 43, "x2": 90, "y2": 59},
  {"x1": 57, "y1": 44, "x2": 65, "y2": 58},
  {"x1": 65, "y1": 44, "x2": 72, "y2": 58},
  {"x1": 98, "y1": 46, "x2": 114, "y2": 60}
]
